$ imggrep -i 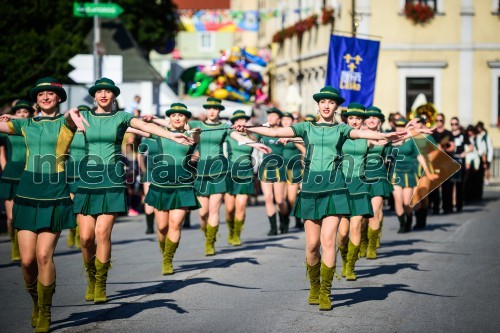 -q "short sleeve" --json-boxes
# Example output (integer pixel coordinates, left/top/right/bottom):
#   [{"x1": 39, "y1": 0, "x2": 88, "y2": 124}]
[
  {"x1": 188, "y1": 120, "x2": 201, "y2": 129},
  {"x1": 225, "y1": 123, "x2": 233, "y2": 135},
  {"x1": 340, "y1": 123, "x2": 353, "y2": 139},
  {"x1": 122, "y1": 112, "x2": 135, "y2": 127},
  {"x1": 9, "y1": 119, "x2": 29, "y2": 136},
  {"x1": 290, "y1": 122, "x2": 307, "y2": 138}
]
